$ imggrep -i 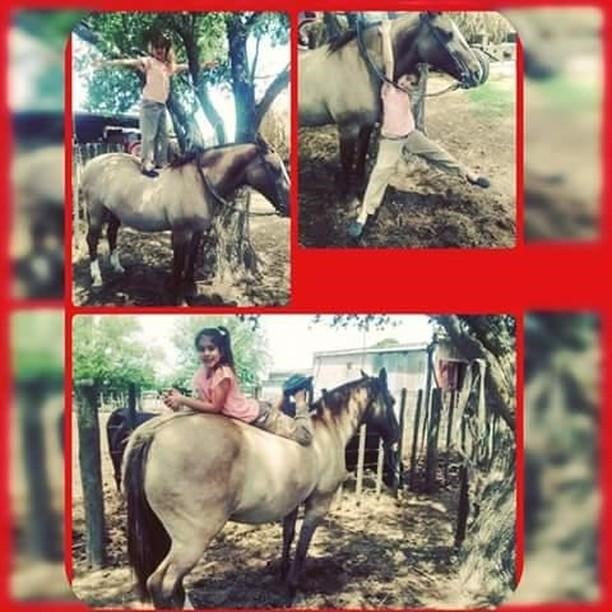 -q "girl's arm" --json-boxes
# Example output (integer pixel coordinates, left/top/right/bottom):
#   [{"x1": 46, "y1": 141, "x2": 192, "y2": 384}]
[
  {"x1": 174, "y1": 59, "x2": 219, "y2": 74},
  {"x1": 95, "y1": 57, "x2": 145, "y2": 71},
  {"x1": 166, "y1": 379, "x2": 229, "y2": 413}
]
